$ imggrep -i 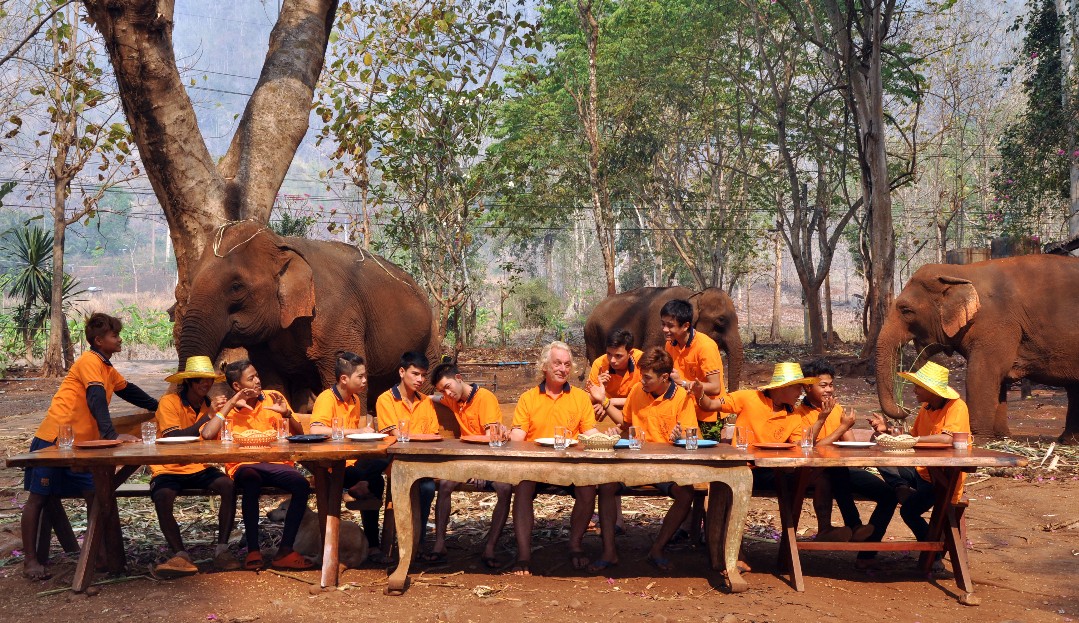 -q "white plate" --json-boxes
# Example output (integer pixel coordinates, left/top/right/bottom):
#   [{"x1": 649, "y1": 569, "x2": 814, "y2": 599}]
[
  {"x1": 156, "y1": 436, "x2": 201, "y2": 444},
  {"x1": 347, "y1": 433, "x2": 388, "y2": 441},
  {"x1": 832, "y1": 441, "x2": 876, "y2": 448},
  {"x1": 534, "y1": 437, "x2": 579, "y2": 447}
]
